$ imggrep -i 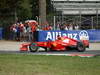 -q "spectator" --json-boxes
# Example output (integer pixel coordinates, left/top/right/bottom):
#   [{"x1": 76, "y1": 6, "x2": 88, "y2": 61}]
[
  {"x1": 75, "y1": 25, "x2": 79, "y2": 30},
  {"x1": 16, "y1": 24, "x2": 20, "y2": 41},
  {"x1": 64, "y1": 24, "x2": 69, "y2": 30},
  {"x1": 26, "y1": 25, "x2": 33, "y2": 41},
  {"x1": 56, "y1": 23, "x2": 61, "y2": 30},
  {"x1": 28, "y1": 22, "x2": 37, "y2": 41},
  {"x1": 19, "y1": 22, "x2": 24, "y2": 41},
  {"x1": 10, "y1": 24, "x2": 17, "y2": 40},
  {"x1": 69, "y1": 24, "x2": 73, "y2": 30},
  {"x1": 43, "y1": 25, "x2": 53, "y2": 31}
]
